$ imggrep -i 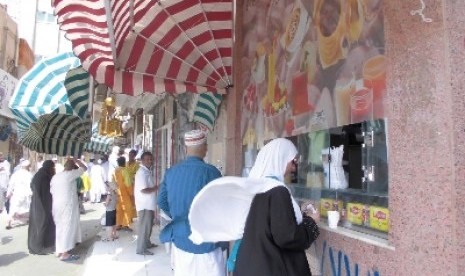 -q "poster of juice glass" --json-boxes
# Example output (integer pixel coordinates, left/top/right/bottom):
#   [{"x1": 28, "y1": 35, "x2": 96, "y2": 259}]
[{"x1": 240, "y1": 0, "x2": 385, "y2": 146}]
